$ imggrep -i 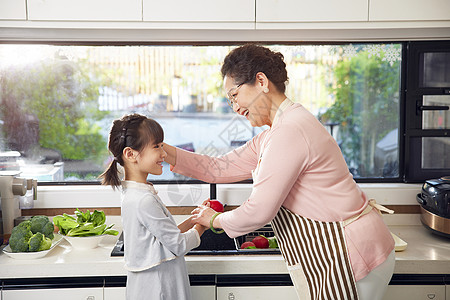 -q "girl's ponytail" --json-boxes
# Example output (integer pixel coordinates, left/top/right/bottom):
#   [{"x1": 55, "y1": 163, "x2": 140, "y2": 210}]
[{"x1": 99, "y1": 158, "x2": 122, "y2": 189}]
